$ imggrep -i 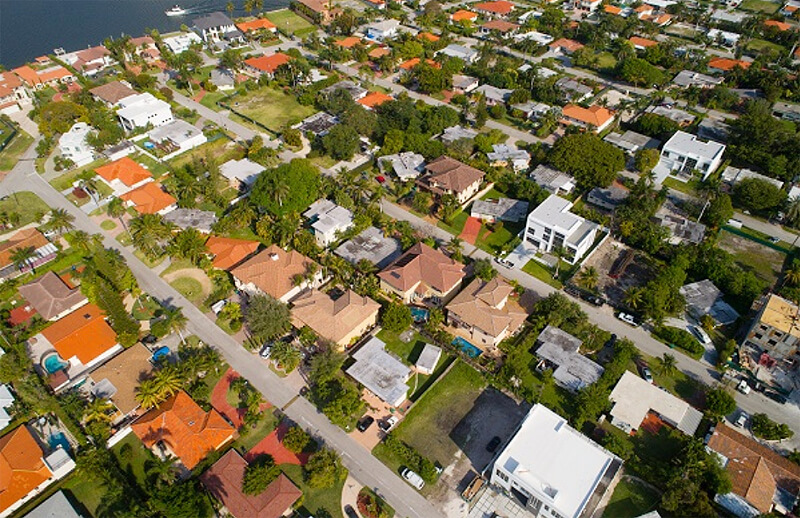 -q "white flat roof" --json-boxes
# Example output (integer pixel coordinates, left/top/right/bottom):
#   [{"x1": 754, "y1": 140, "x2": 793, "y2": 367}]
[
  {"x1": 117, "y1": 93, "x2": 171, "y2": 119},
  {"x1": 664, "y1": 130, "x2": 725, "y2": 161},
  {"x1": 495, "y1": 404, "x2": 617, "y2": 518},
  {"x1": 346, "y1": 336, "x2": 410, "y2": 405},
  {"x1": 528, "y1": 194, "x2": 582, "y2": 233}
]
